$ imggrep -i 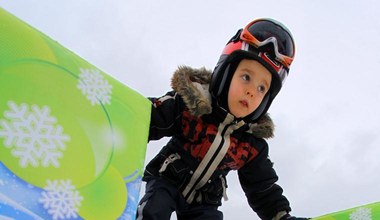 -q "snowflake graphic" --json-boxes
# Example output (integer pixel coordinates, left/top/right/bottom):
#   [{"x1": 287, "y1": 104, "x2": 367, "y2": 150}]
[
  {"x1": 349, "y1": 207, "x2": 372, "y2": 220},
  {"x1": 0, "y1": 101, "x2": 70, "y2": 168},
  {"x1": 77, "y1": 68, "x2": 112, "y2": 105},
  {"x1": 39, "y1": 179, "x2": 83, "y2": 220}
]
